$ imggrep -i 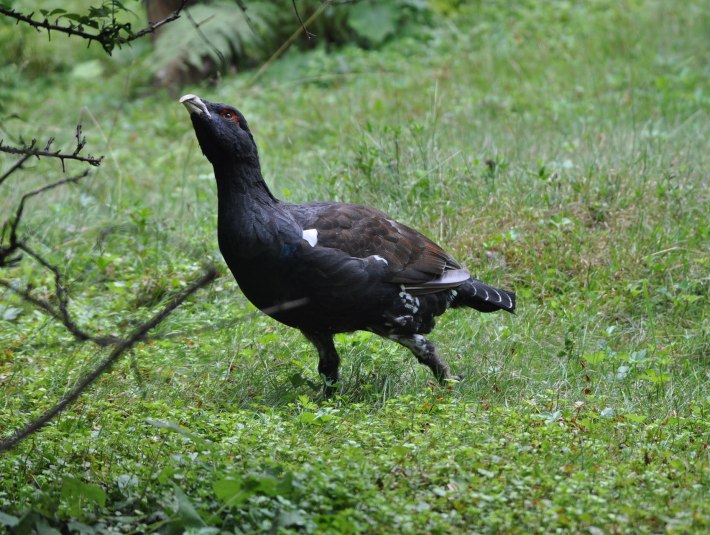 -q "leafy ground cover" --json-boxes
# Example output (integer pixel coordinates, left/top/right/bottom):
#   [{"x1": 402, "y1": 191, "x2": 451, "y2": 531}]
[{"x1": 1, "y1": 0, "x2": 708, "y2": 532}]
